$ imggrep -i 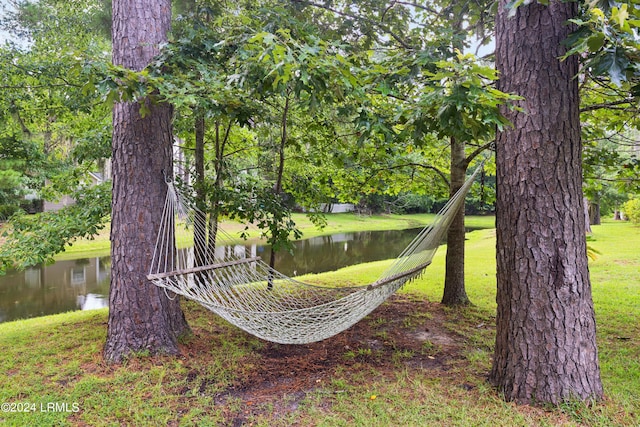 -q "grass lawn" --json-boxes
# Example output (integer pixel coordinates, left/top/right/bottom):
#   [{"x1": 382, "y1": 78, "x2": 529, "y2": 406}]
[{"x1": 0, "y1": 220, "x2": 637, "y2": 426}]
